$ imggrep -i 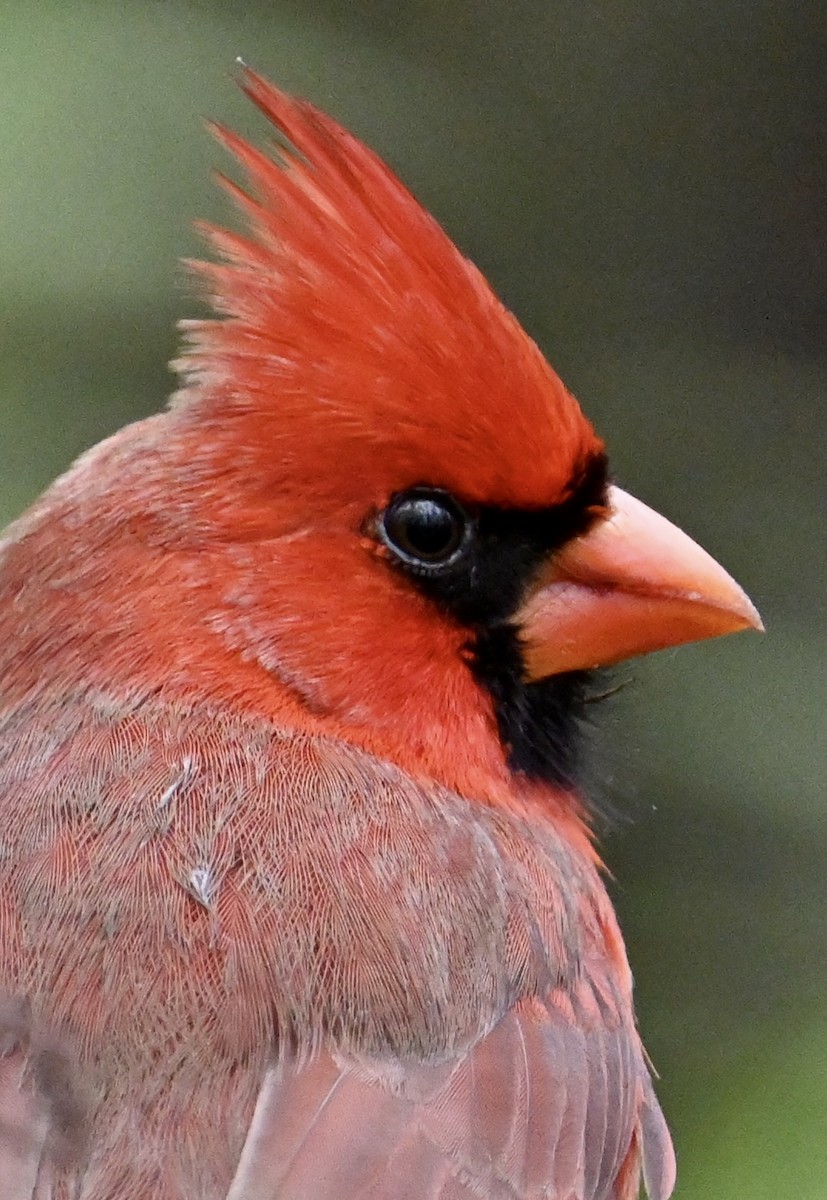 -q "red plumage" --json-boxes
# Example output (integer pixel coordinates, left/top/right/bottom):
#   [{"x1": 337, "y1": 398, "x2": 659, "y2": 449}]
[{"x1": 0, "y1": 68, "x2": 759, "y2": 1198}]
